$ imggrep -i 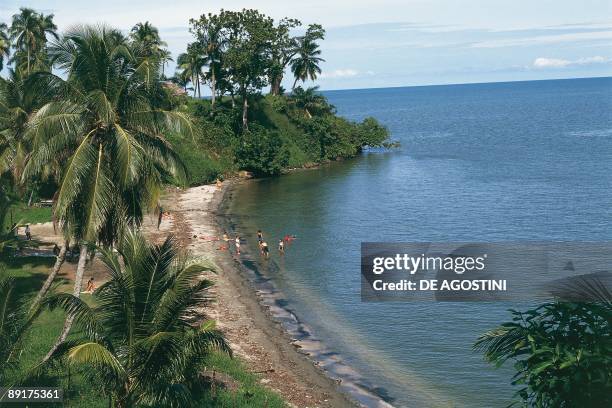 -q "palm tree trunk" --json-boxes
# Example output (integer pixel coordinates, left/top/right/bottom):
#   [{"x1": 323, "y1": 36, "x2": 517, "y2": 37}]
[
  {"x1": 242, "y1": 96, "x2": 249, "y2": 131},
  {"x1": 31, "y1": 239, "x2": 69, "y2": 311},
  {"x1": 43, "y1": 245, "x2": 88, "y2": 362},
  {"x1": 230, "y1": 92, "x2": 235, "y2": 108},
  {"x1": 292, "y1": 77, "x2": 299, "y2": 91}
]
